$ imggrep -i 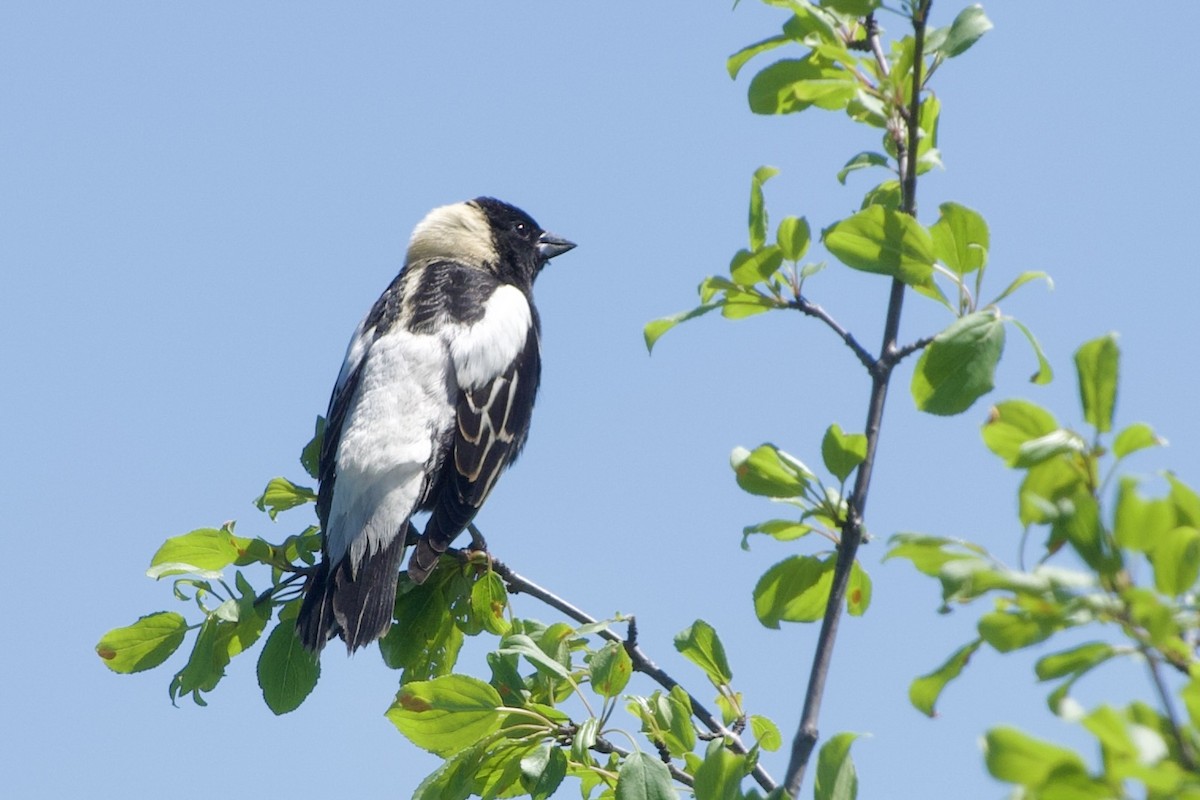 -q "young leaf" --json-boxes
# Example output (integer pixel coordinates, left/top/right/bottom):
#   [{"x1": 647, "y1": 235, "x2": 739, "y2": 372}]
[
  {"x1": 254, "y1": 477, "x2": 318, "y2": 520},
  {"x1": 929, "y1": 202, "x2": 988, "y2": 274},
  {"x1": 989, "y1": 271, "x2": 1052, "y2": 306},
  {"x1": 300, "y1": 416, "x2": 325, "y2": 480},
  {"x1": 814, "y1": 732, "x2": 860, "y2": 800},
  {"x1": 1112, "y1": 422, "x2": 1164, "y2": 459},
  {"x1": 1149, "y1": 526, "x2": 1200, "y2": 596},
  {"x1": 1113, "y1": 477, "x2": 1175, "y2": 554},
  {"x1": 776, "y1": 216, "x2": 811, "y2": 262},
  {"x1": 981, "y1": 400, "x2": 1058, "y2": 466},
  {"x1": 1034, "y1": 641, "x2": 1116, "y2": 682},
  {"x1": 910, "y1": 639, "x2": 983, "y2": 717},
  {"x1": 520, "y1": 743, "x2": 567, "y2": 800},
  {"x1": 147, "y1": 527, "x2": 253, "y2": 579},
  {"x1": 731, "y1": 444, "x2": 813, "y2": 498},
  {"x1": 823, "y1": 206, "x2": 935, "y2": 286},
  {"x1": 470, "y1": 571, "x2": 511, "y2": 636},
  {"x1": 1008, "y1": 318, "x2": 1053, "y2": 385},
  {"x1": 836, "y1": 151, "x2": 890, "y2": 185},
  {"x1": 257, "y1": 618, "x2": 320, "y2": 715},
  {"x1": 1012, "y1": 429, "x2": 1088, "y2": 469},
  {"x1": 821, "y1": 423, "x2": 867, "y2": 483},
  {"x1": 590, "y1": 640, "x2": 633, "y2": 698},
  {"x1": 749, "y1": 166, "x2": 780, "y2": 251},
  {"x1": 753, "y1": 555, "x2": 835, "y2": 628},
  {"x1": 747, "y1": 56, "x2": 857, "y2": 115},
  {"x1": 1074, "y1": 334, "x2": 1119, "y2": 434},
  {"x1": 741, "y1": 519, "x2": 814, "y2": 550},
  {"x1": 674, "y1": 619, "x2": 734, "y2": 686},
  {"x1": 95, "y1": 611, "x2": 189, "y2": 674},
  {"x1": 730, "y1": 246, "x2": 784, "y2": 286},
  {"x1": 727, "y1": 35, "x2": 790, "y2": 80},
  {"x1": 938, "y1": 4, "x2": 994, "y2": 58},
  {"x1": 750, "y1": 715, "x2": 783, "y2": 752},
  {"x1": 644, "y1": 303, "x2": 721, "y2": 353},
  {"x1": 615, "y1": 751, "x2": 676, "y2": 800},
  {"x1": 983, "y1": 726, "x2": 1087, "y2": 787},
  {"x1": 912, "y1": 311, "x2": 1005, "y2": 415},
  {"x1": 693, "y1": 740, "x2": 747, "y2": 800},
  {"x1": 847, "y1": 561, "x2": 871, "y2": 617},
  {"x1": 387, "y1": 675, "x2": 505, "y2": 757},
  {"x1": 885, "y1": 533, "x2": 988, "y2": 578}
]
